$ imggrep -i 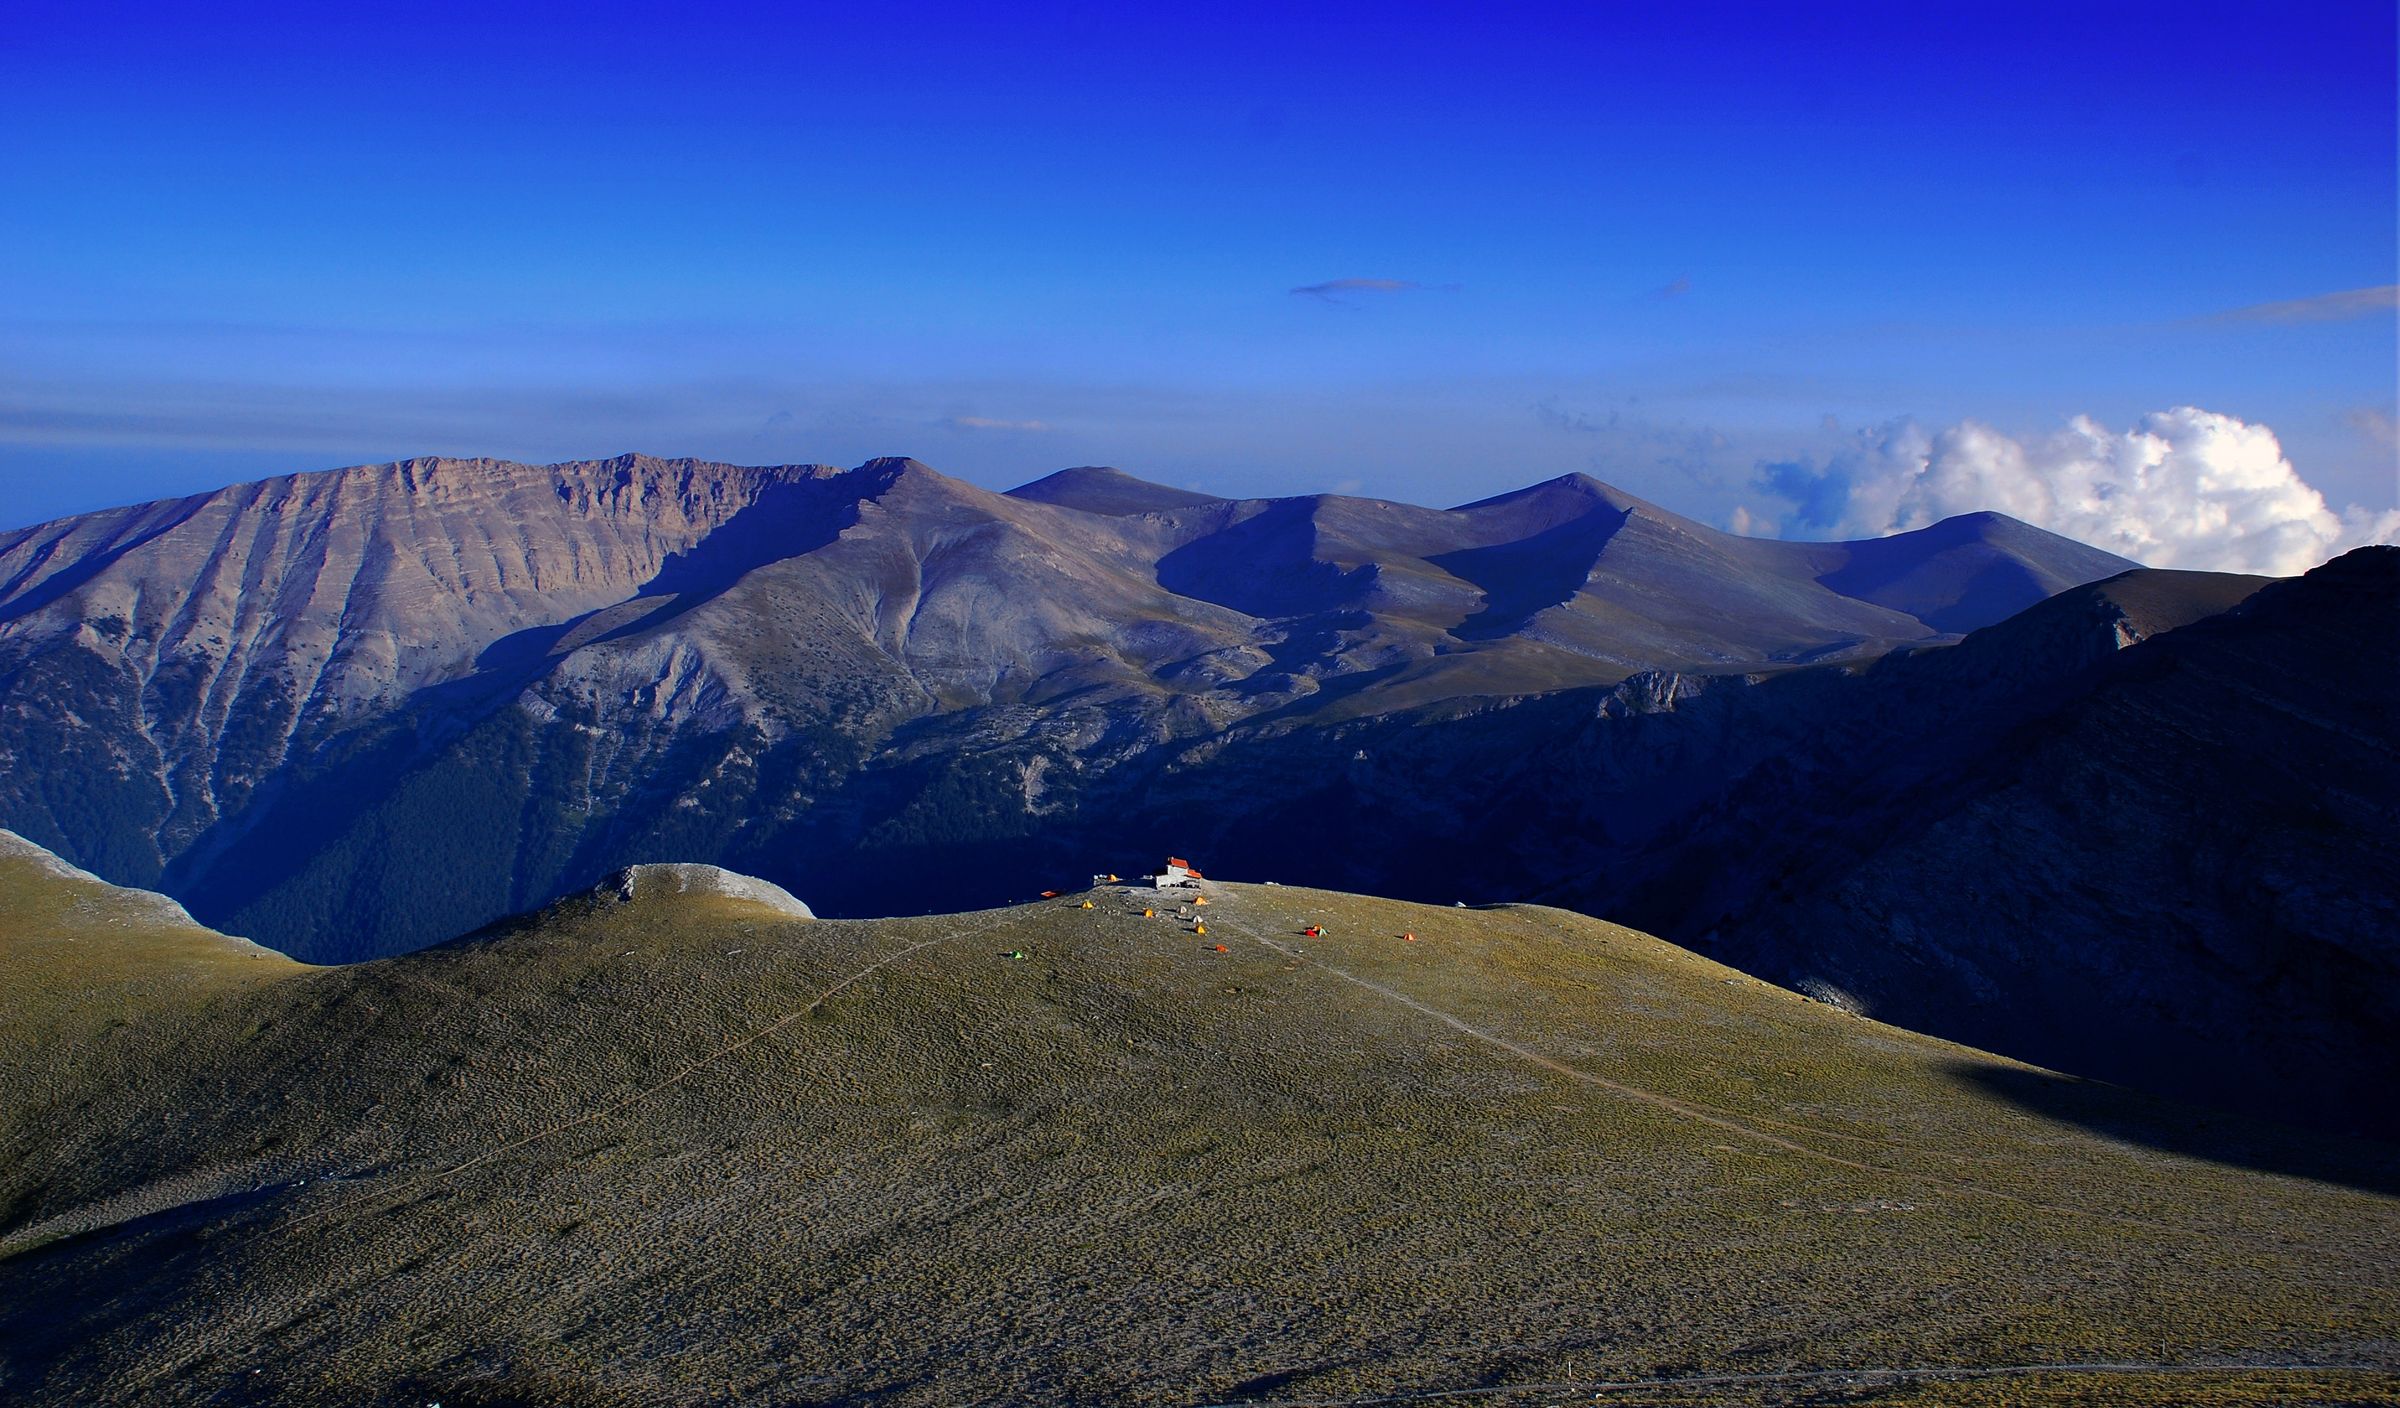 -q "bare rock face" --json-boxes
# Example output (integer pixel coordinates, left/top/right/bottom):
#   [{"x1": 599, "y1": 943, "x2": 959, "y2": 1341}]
[
  {"x1": 0, "y1": 452, "x2": 841, "y2": 710},
  {"x1": 0, "y1": 453, "x2": 851, "y2": 878},
  {"x1": 602, "y1": 863, "x2": 814, "y2": 919}
]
